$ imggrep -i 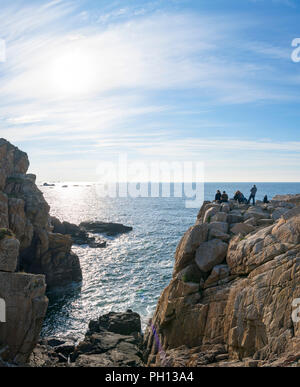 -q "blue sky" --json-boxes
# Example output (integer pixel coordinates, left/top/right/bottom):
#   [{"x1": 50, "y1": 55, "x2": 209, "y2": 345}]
[{"x1": 0, "y1": 0, "x2": 300, "y2": 182}]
